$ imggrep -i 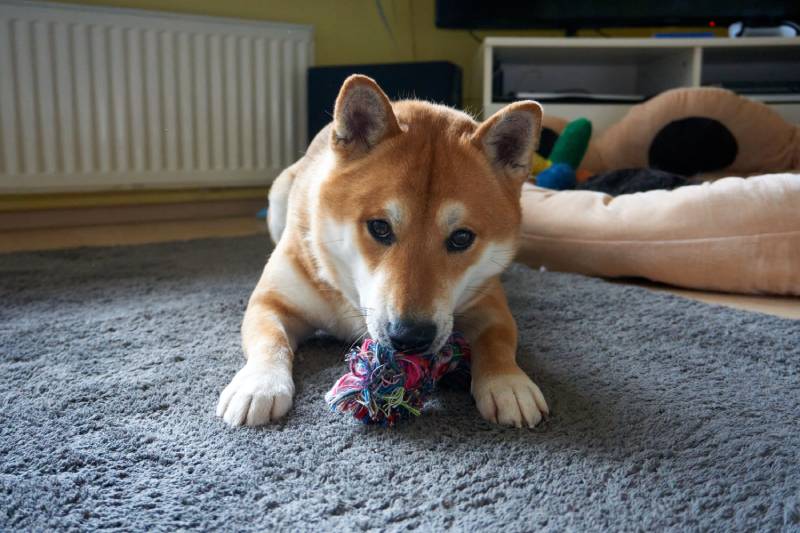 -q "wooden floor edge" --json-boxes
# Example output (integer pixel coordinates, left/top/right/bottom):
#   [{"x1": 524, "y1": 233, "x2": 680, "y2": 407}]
[{"x1": 0, "y1": 216, "x2": 268, "y2": 254}]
